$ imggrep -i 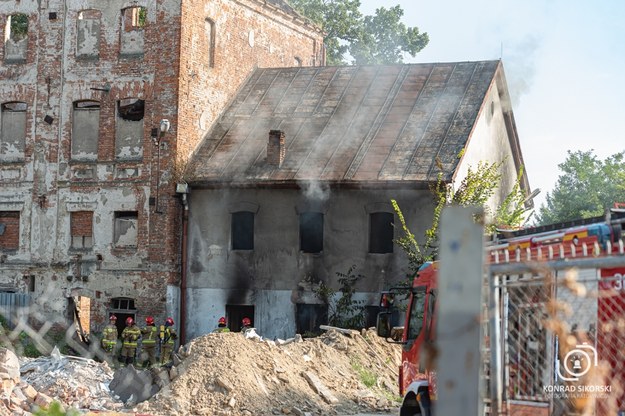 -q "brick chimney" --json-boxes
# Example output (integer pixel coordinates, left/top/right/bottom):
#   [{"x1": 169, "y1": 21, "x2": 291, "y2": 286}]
[{"x1": 267, "y1": 130, "x2": 285, "y2": 167}]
